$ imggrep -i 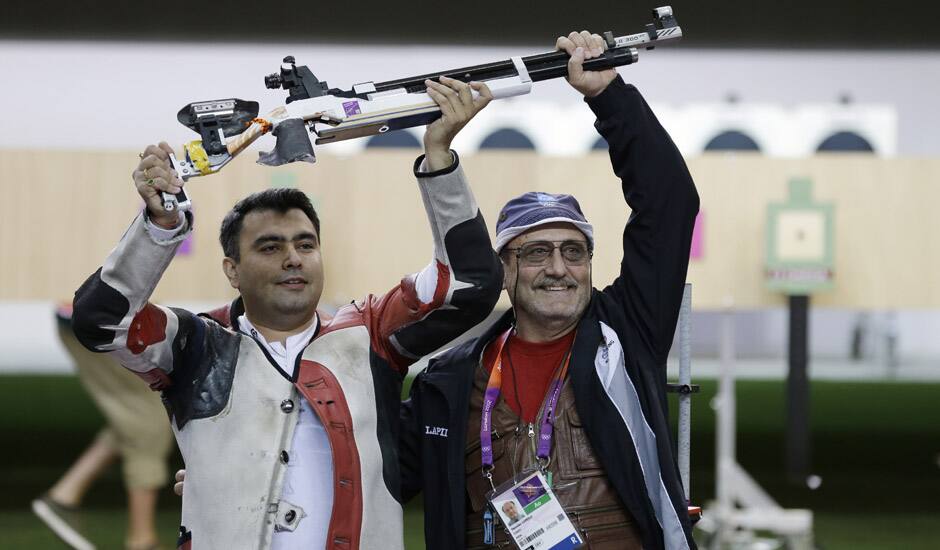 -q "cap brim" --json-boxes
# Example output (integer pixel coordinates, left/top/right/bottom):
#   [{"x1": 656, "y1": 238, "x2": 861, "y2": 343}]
[{"x1": 495, "y1": 217, "x2": 594, "y2": 253}]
